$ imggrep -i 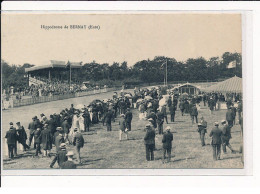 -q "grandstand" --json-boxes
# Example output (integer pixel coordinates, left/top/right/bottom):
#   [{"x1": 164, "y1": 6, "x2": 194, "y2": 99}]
[{"x1": 25, "y1": 60, "x2": 82, "y2": 86}]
